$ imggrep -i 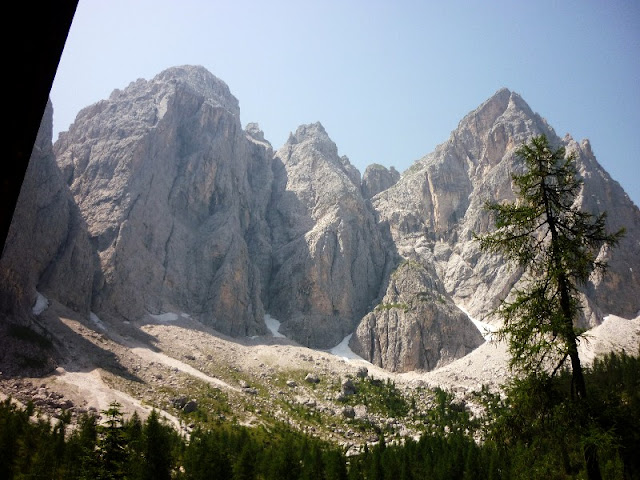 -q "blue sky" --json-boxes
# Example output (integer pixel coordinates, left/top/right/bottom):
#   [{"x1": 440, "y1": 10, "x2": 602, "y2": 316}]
[{"x1": 51, "y1": 0, "x2": 639, "y2": 206}]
